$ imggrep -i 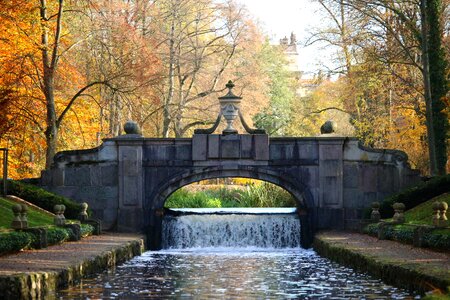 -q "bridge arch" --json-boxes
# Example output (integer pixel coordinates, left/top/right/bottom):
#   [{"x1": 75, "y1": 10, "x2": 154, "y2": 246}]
[{"x1": 145, "y1": 166, "x2": 316, "y2": 249}]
